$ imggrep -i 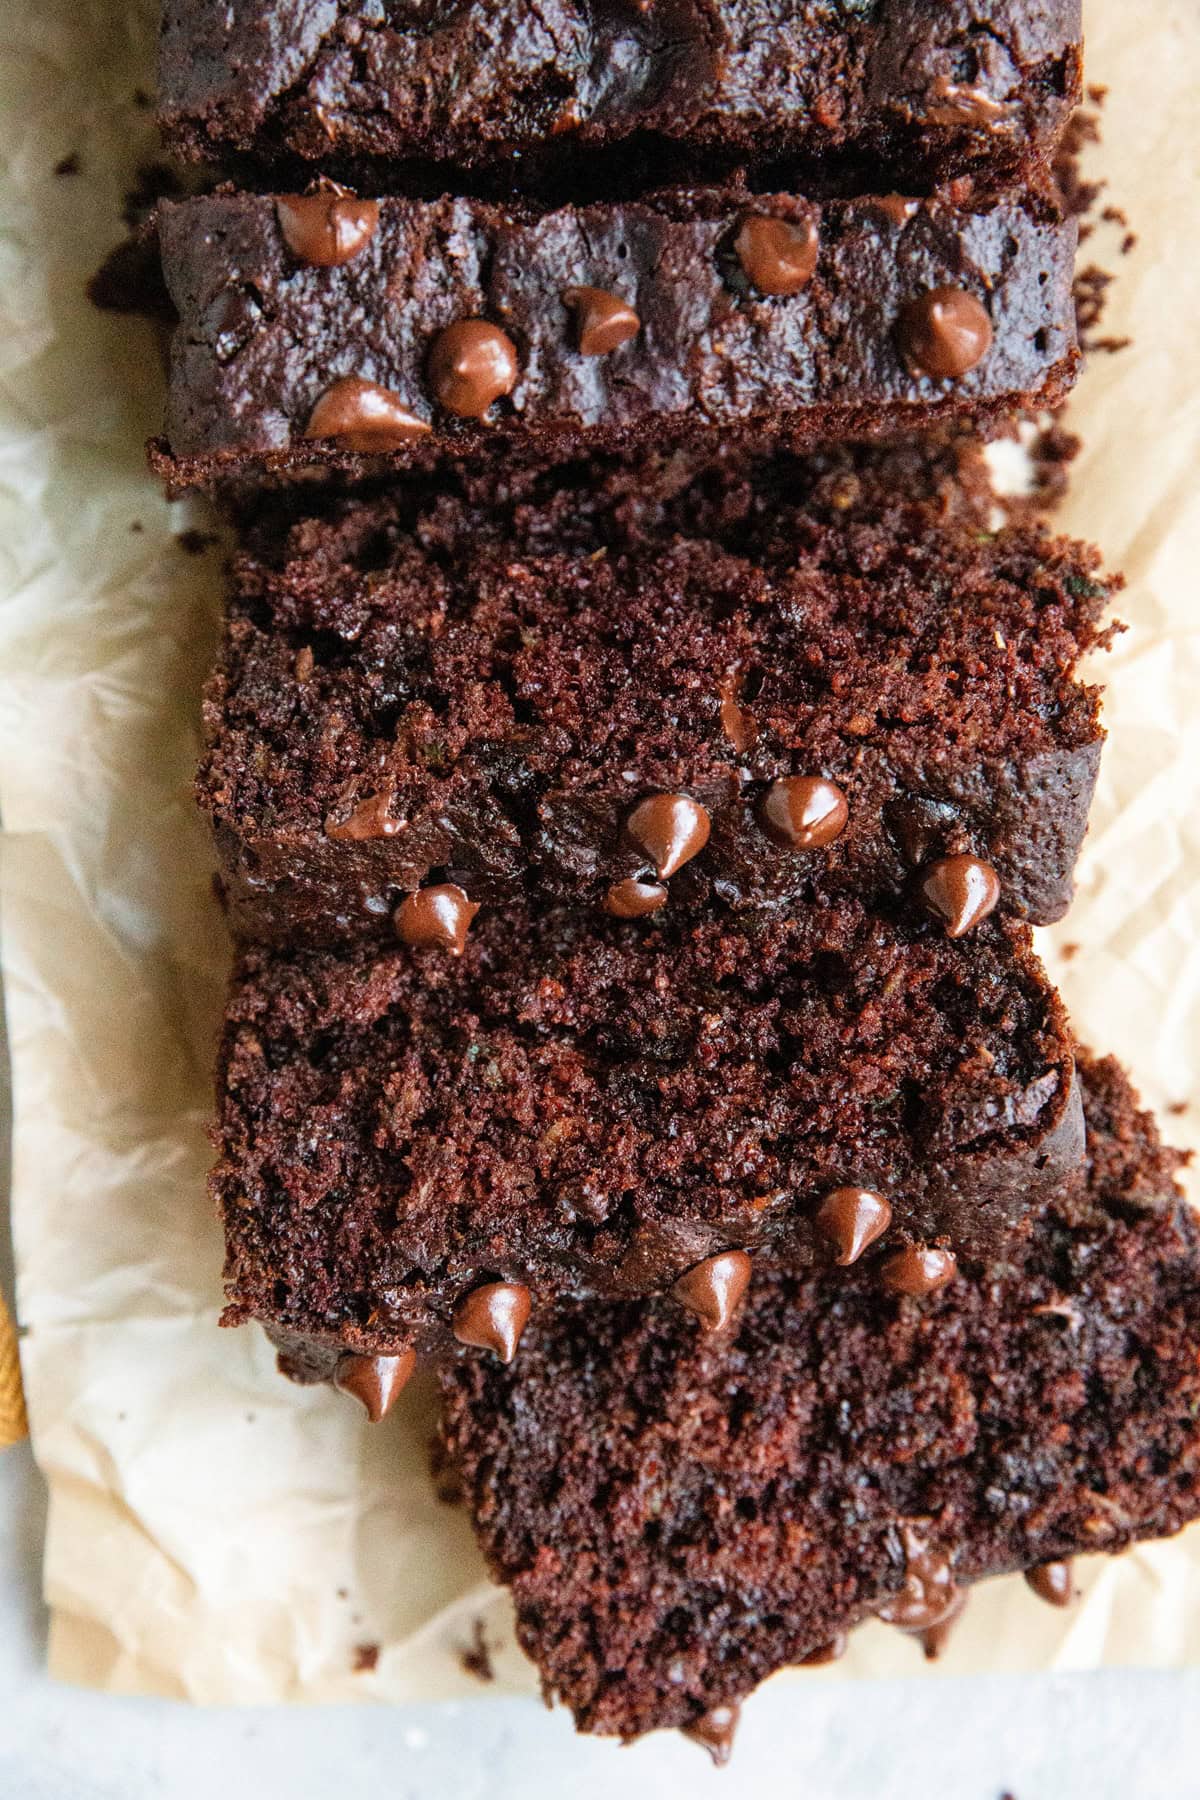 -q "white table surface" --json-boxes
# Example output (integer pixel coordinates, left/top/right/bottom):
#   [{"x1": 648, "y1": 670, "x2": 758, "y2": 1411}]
[{"x1": 3, "y1": 1430, "x2": 1200, "y2": 1800}]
